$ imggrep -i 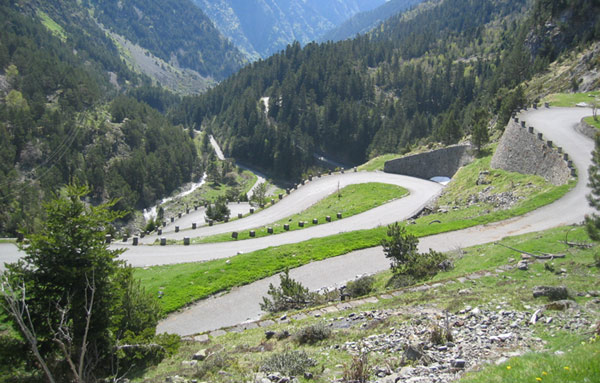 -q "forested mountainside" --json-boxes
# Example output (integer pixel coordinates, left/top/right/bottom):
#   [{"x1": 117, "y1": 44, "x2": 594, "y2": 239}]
[
  {"x1": 192, "y1": 0, "x2": 386, "y2": 60},
  {"x1": 92, "y1": 0, "x2": 246, "y2": 81},
  {"x1": 27, "y1": 0, "x2": 245, "y2": 92},
  {"x1": 320, "y1": 0, "x2": 425, "y2": 43},
  {"x1": 0, "y1": 1, "x2": 199, "y2": 236},
  {"x1": 176, "y1": 0, "x2": 600, "y2": 180}
]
